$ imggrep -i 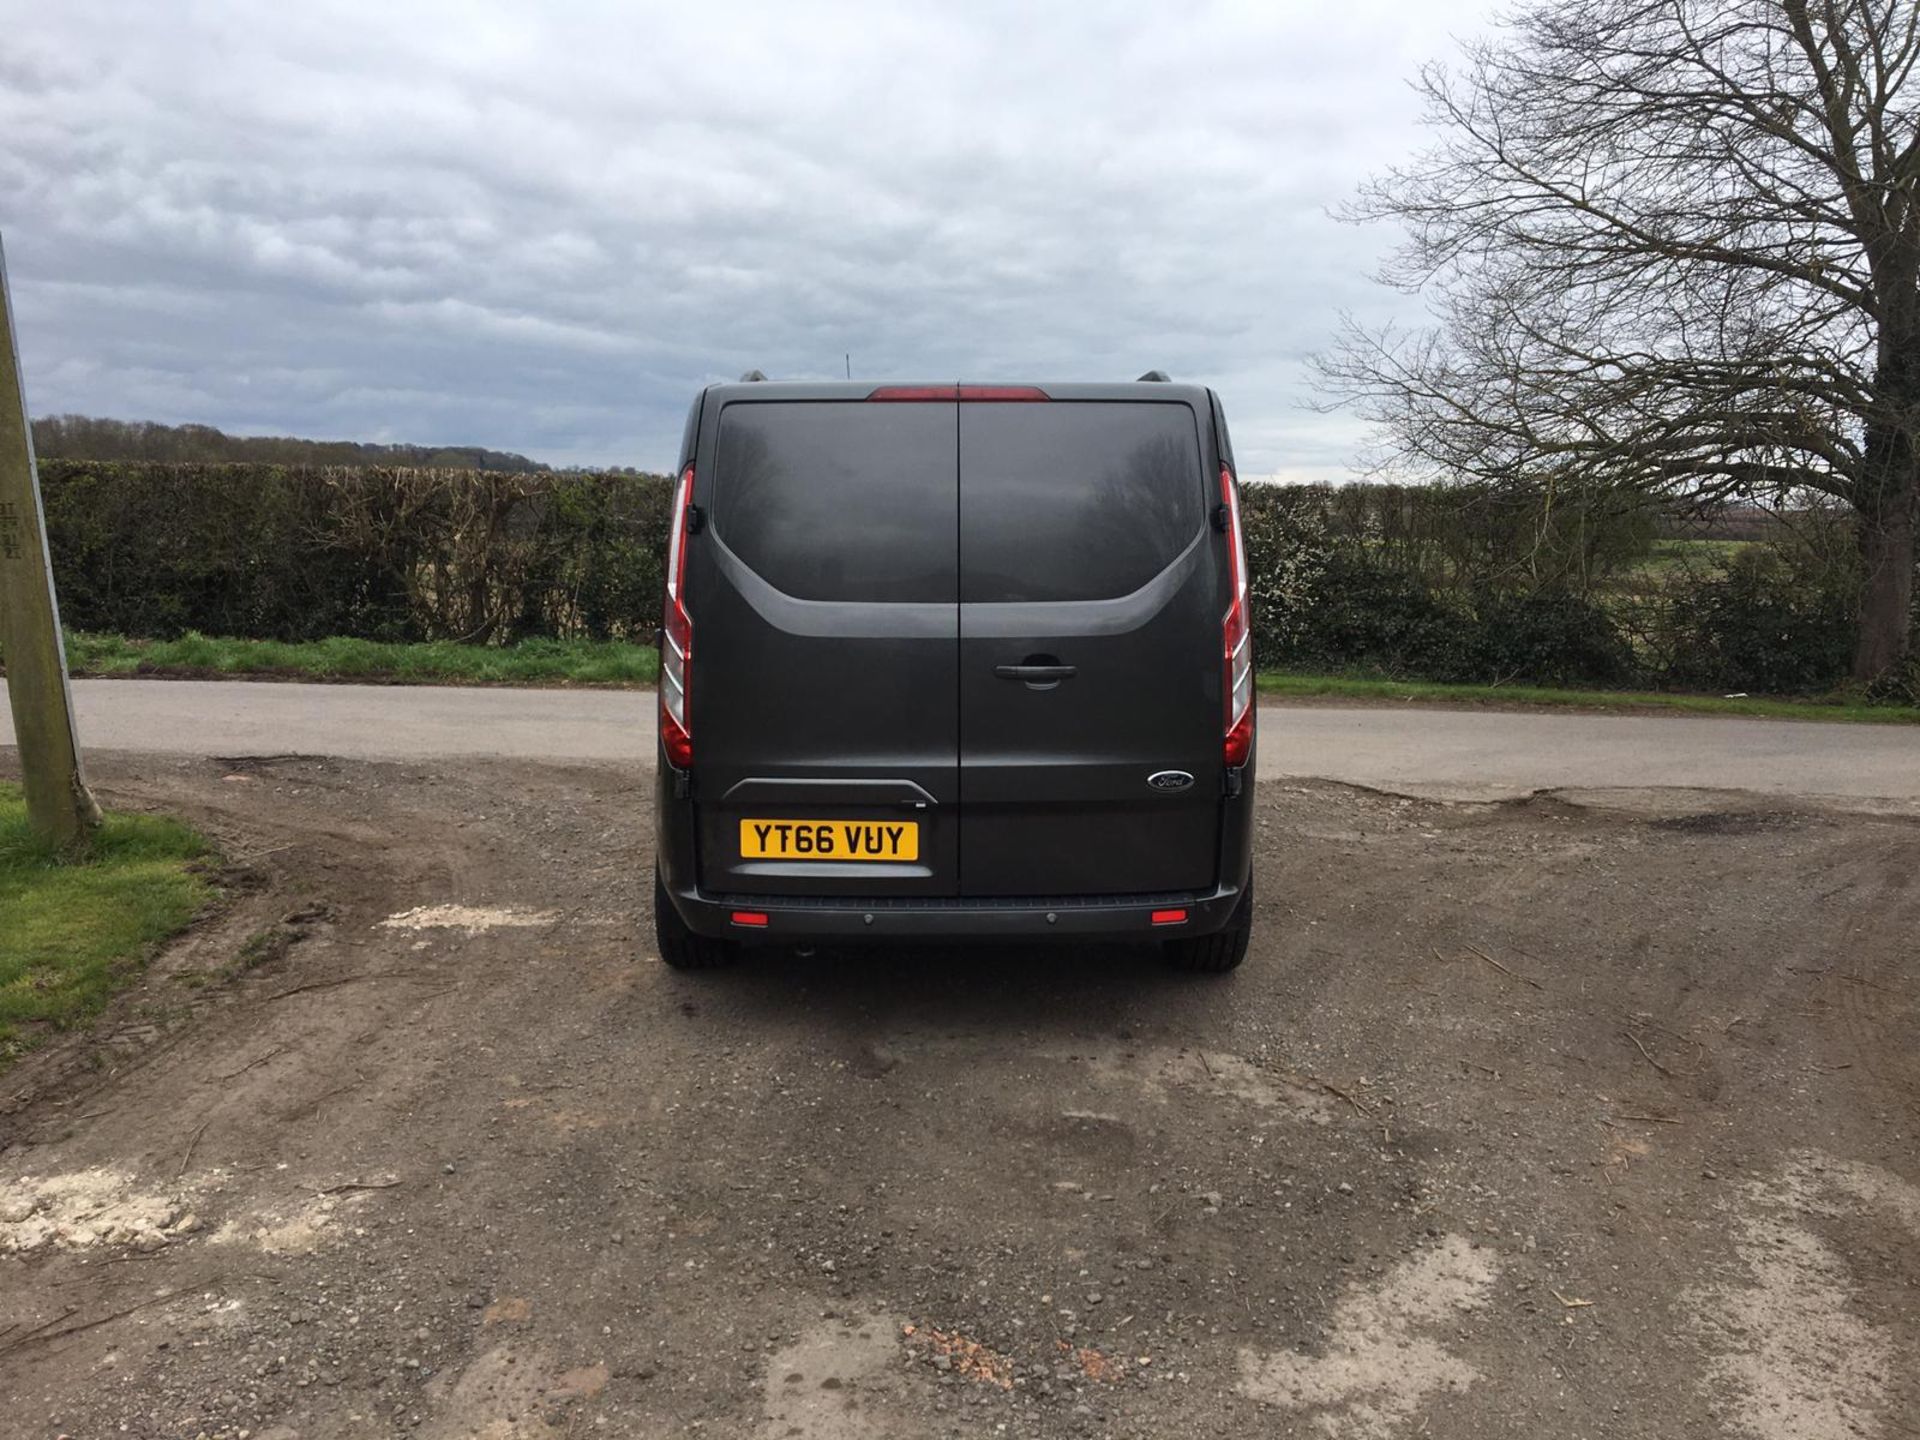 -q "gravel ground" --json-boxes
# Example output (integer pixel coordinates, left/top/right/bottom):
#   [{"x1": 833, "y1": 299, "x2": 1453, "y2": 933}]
[{"x1": 0, "y1": 751, "x2": 1914, "y2": 1440}]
